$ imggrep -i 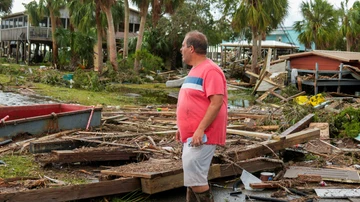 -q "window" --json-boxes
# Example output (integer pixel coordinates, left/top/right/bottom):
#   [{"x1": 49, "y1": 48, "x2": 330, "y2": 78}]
[
  {"x1": 39, "y1": 18, "x2": 48, "y2": 27},
  {"x1": 24, "y1": 16, "x2": 28, "y2": 26},
  {"x1": 14, "y1": 18, "x2": 18, "y2": 28},
  {"x1": 9, "y1": 19, "x2": 13, "y2": 28},
  {"x1": 5, "y1": 20, "x2": 9, "y2": 29},
  {"x1": 60, "y1": 18, "x2": 66, "y2": 28},
  {"x1": 18, "y1": 17, "x2": 23, "y2": 27}
]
